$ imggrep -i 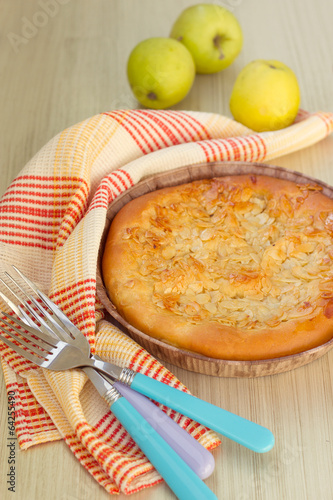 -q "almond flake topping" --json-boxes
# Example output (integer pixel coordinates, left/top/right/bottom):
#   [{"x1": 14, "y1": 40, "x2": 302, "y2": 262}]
[{"x1": 121, "y1": 178, "x2": 333, "y2": 329}]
